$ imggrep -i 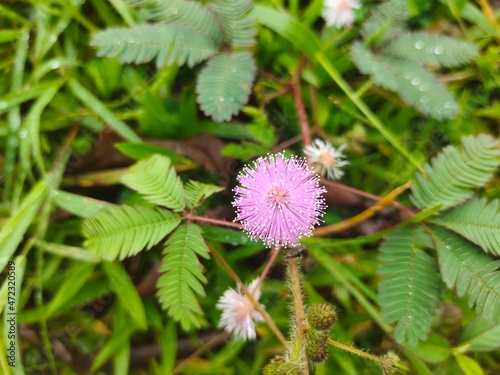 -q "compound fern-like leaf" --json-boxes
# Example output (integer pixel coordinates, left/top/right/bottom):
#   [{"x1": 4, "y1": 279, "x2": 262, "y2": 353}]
[
  {"x1": 351, "y1": 43, "x2": 458, "y2": 120},
  {"x1": 384, "y1": 32, "x2": 478, "y2": 68},
  {"x1": 157, "y1": 223, "x2": 210, "y2": 330},
  {"x1": 391, "y1": 58, "x2": 458, "y2": 120},
  {"x1": 351, "y1": 41, "x2": 399, "y2": 91},
  {"x1": 434, "y1": 198, "x2": 500, "y2": 256},
  {"x1": 82, "y1": 206, "x2": 180, "y2": 260},
  {"x1": 91, "y1": 24, "x2": 219, "y2": 68},
  {"x1": 361, "y1": 0, "x2": 409, "y2": 45},
  {"x1": 196, "y1": 51, "x2": 256, "y2": 122},
  {"x1": 377, "y1": 226, "x2": 440, "y2": 346},
  {"x1": 184, "y1": 180, "x2": 224, "y2": 209},
  {"x1": 411, "y1": 134, "x2": 500, "y2": 210},
  {"x1": 431, "y1": 227, "x2": 500, "y2": 324},
  {"x1": 121, "y1": 154, "x2": 186, "y2": 211},
  {"x1": 126, "y1": 0, "x2": 224, "y2": 44},
  {"x1": 210, "y1": 0, "x2": 256, "y2": 48}
]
